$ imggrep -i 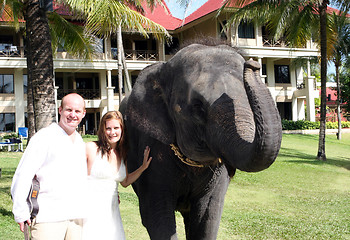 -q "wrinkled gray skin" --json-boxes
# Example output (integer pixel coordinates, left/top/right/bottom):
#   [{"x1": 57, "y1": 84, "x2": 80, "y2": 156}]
[{"x1": 120, "y1": 44, "x2": 282, "y2": 240}]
